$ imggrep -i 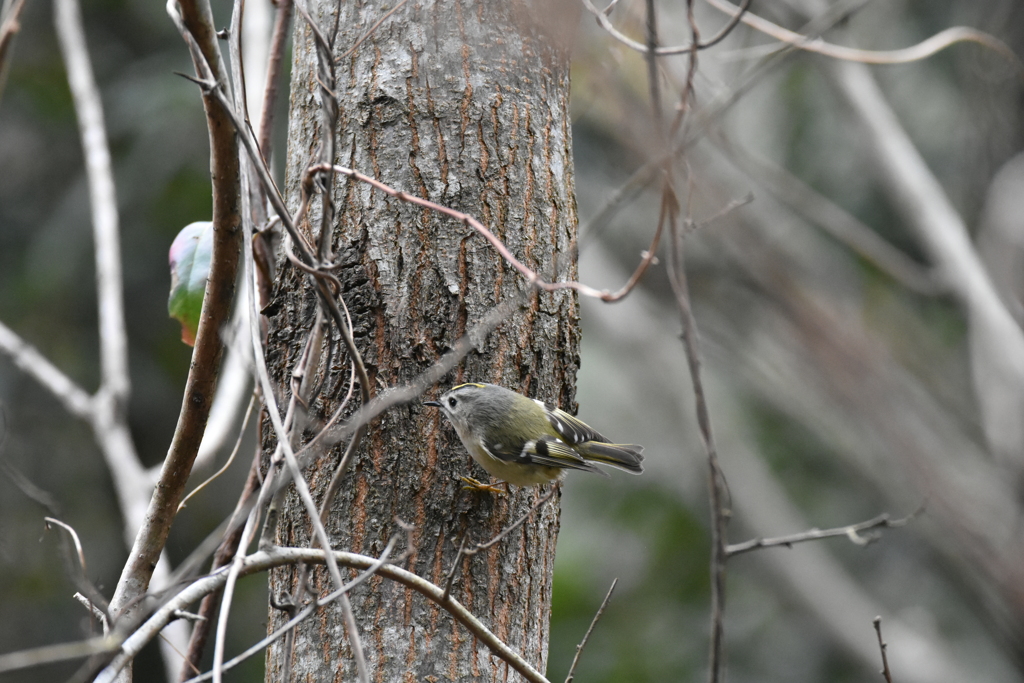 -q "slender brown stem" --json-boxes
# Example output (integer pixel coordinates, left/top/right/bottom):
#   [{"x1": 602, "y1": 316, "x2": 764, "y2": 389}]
[
  {"x1": 96, "y1": 547, "x2": 552, "y2": 683},
  {"x1": 581, "y1": 0, "x2": 751, "y2": 55},
  {"x1": 257, "y1": 0, "x2": 292, "y2": 161},
  {"x1": 110, "y1": 0, "x2": 241, "y2": 648},
  {"x1": 442, "y1": 486, "x2": 557, "y2": 602},
  {"x1": 564, "y1": 578, "x2": 618, "y2": 683},
  {"x1": 178, "y1": 453, "x2": 262, "y2": 681},
  {"x1": 726, "y1": 510, "x2": 917, "y2": 558},
  {"x1": 873, "y1": 617, "x2": 894, "y2": 683}
]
